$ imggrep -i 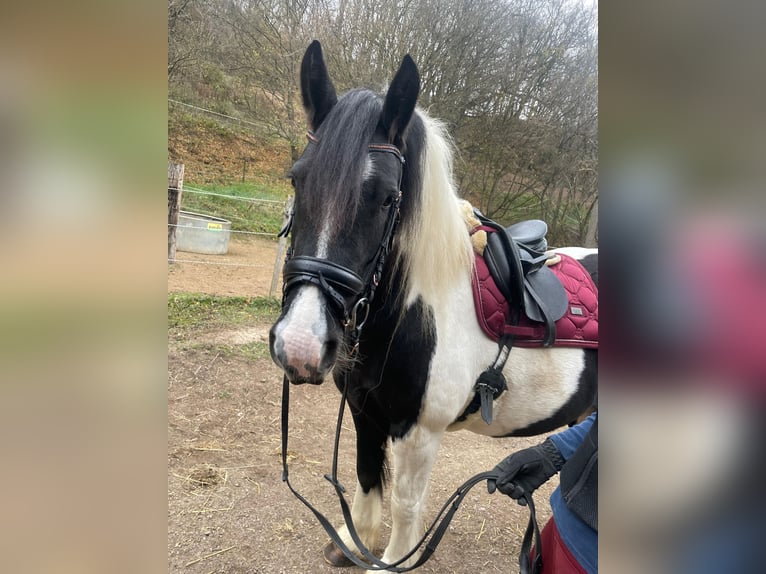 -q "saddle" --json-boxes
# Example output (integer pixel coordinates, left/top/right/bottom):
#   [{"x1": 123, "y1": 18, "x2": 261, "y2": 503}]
[
  {"x1": 458, "y1": 209, "x2": 585, "y2": 426},
  {"x1": 475, "y1": 211, "x2": 568, "y2": 346}
]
